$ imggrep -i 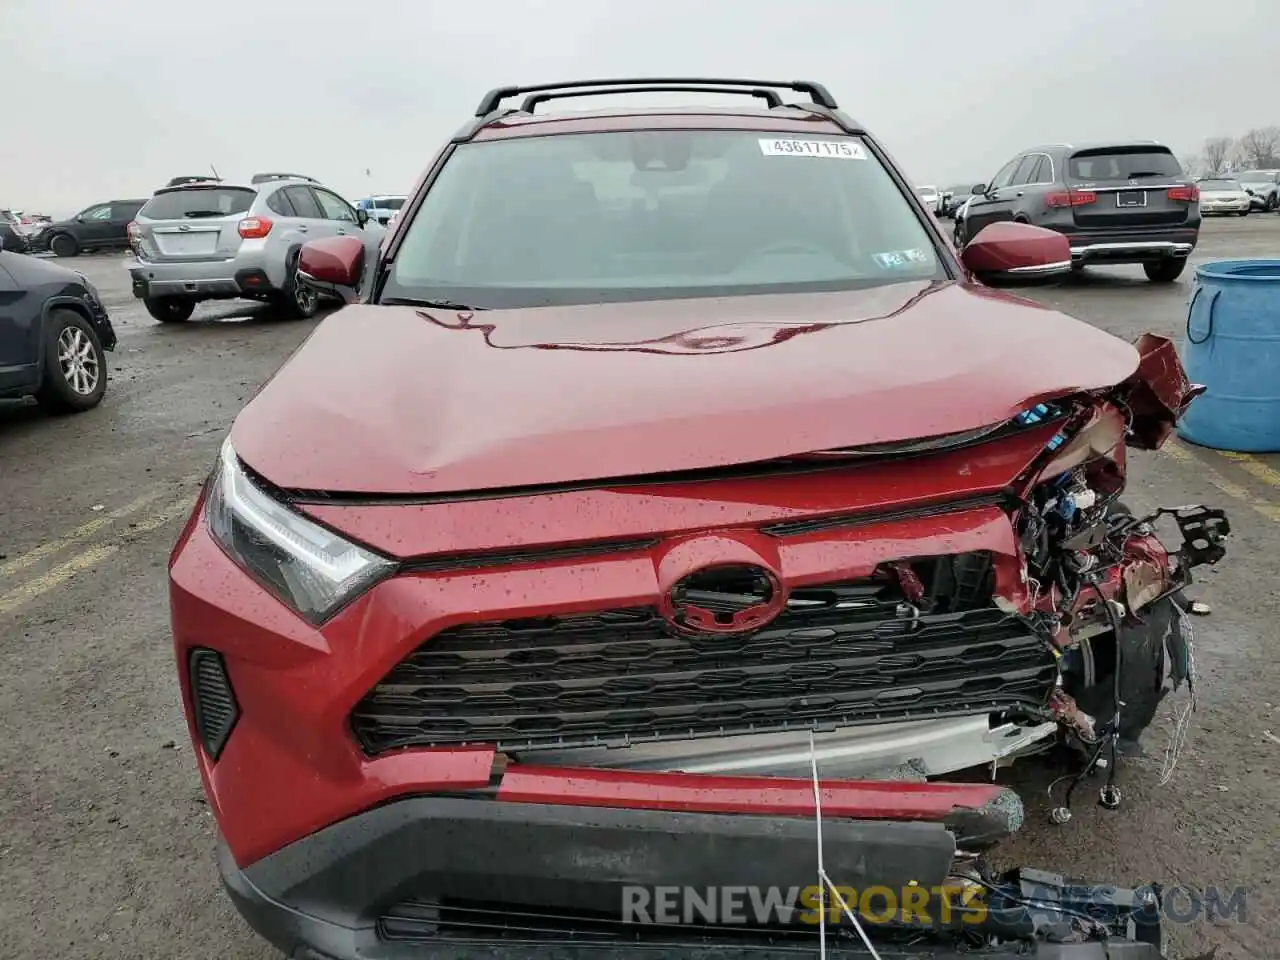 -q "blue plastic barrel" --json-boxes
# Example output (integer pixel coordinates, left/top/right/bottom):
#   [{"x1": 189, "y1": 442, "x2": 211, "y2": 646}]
[{"x1": 1177, "y1": 259, "x2": 1280, "y2": 452}]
